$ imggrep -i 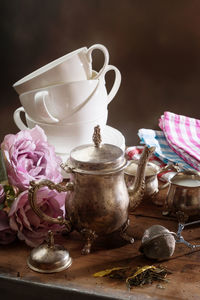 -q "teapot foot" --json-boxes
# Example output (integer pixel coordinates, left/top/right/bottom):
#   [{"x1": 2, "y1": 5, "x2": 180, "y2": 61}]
[
  {"x1": 80, "y1": 228, "x2": 98, "y2": 255},
  {"x1": 119, "y1": 219, "x2": 134, "y2": 244}
]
